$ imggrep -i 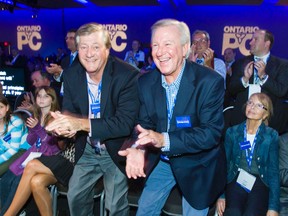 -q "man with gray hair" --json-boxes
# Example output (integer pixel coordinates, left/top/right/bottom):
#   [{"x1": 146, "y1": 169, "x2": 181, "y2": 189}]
[
  {"x1": 119, "y1": 19, "x2": 226, "y2": 216},
  {"x1": 46, "y1": 22, "x2": 139, "y2": 216},
  {"x1": 189, "y1": 30, "x2": 226, "y2": 87}
]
